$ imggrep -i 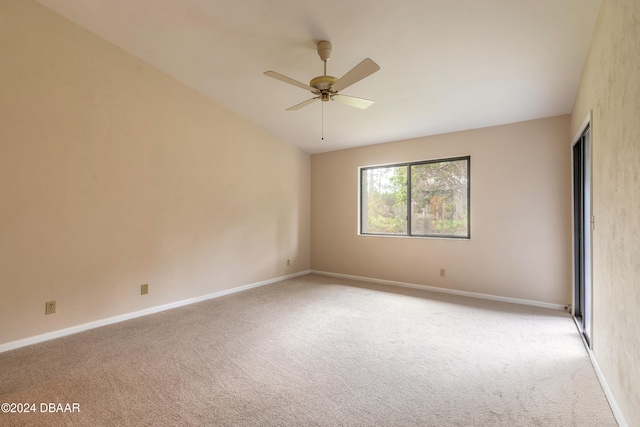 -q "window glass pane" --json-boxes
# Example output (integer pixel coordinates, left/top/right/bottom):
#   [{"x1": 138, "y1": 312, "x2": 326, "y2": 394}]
[
  {"x1": 410, "y1": 159, "x2": 468, "y2": 237},
  {"x1": 361, "y1": 166, "x2": 407, "y2": 234}
]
